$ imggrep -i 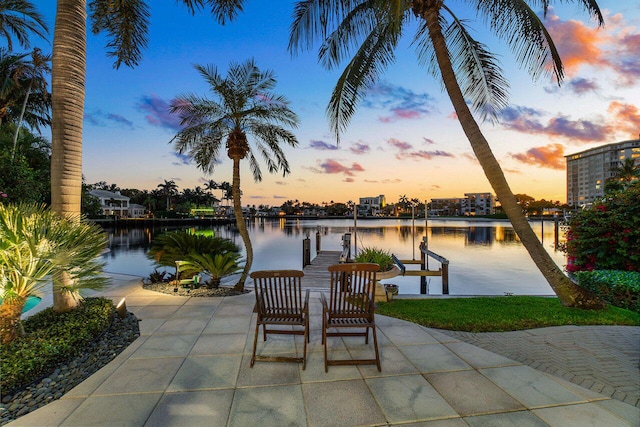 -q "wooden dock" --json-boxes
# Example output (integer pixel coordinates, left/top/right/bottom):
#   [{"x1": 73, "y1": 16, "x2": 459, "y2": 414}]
[{"x1": 302, "y1": 251, "x2": 341, "y2": 288}]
